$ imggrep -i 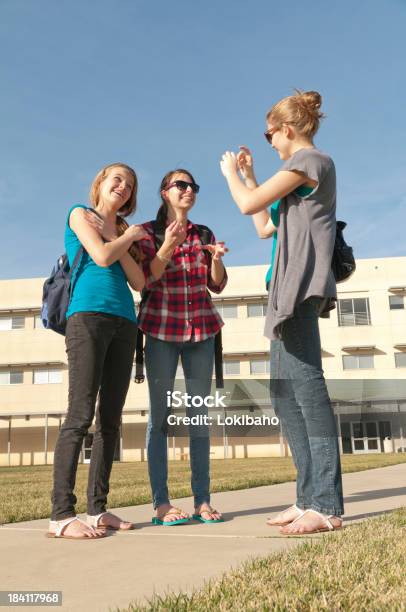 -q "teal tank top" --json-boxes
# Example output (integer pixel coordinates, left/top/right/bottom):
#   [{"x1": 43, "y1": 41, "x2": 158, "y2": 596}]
[
  {"x1": 65, "y1": 205, "x2": 136, "y2": 322},
  {"x1": 265, "y1": 185, "x2": 314, "y2": 288}
]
